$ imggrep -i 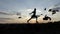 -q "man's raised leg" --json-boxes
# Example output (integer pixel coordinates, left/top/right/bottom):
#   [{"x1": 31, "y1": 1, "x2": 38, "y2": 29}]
[{"x1": 27, "y1": 18, "x2": 32, "y2": 23}]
